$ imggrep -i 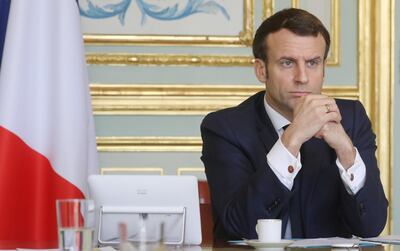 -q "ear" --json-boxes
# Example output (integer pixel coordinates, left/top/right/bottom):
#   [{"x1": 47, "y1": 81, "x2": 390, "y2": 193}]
[{"x1": 254, "y1": 59, "x2": 267, "y2": 83}]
